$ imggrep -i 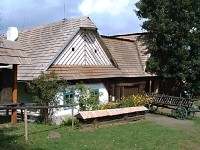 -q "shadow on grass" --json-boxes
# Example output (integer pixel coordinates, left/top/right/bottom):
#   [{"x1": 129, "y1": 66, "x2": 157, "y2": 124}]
[
  {"x1": 149, "y1": 110, "x2": 176, "y2": 119},
  {"x1": 0, "y1": 115, "x2": 11, "y2": 124},
  {"x1": 27, "y1": 123, "x2": 61, "y2": 136},
  {"x1": 0, "y1": 126, "x2": 26, "y2": 150},
  {"x1": 0, "y1": 116, "x2": 58, "y2": 150}
]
